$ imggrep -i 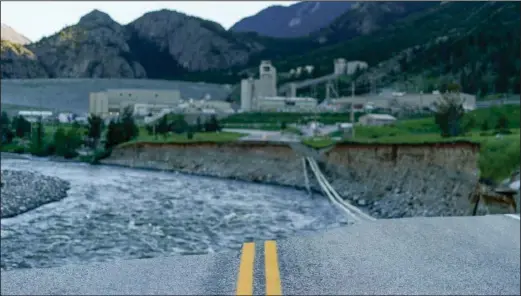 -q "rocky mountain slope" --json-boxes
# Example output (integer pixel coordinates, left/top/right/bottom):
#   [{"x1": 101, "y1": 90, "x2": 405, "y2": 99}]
[
  {"x1": 1, "y1": 40, "x2": 48, "y2": 78},
  {"x1": 311, "y1": 1, "x2": 438, "y2": 44},
  {"x1": 275, "y1": 1, "x2": 520, "y2": 97},
  {"x1": 1, "y1": 9, "x2": 313, "y2": 81},
  {"x1": 1, "y1": 23, "x2": 31, "y2": 45},
  {"x1": 28, "y1": 10, "x2": 146, "y2": 79},
  {"x1": 1, "y1": 24, "x2": 48, "y2": 78},
  {"x1": 230, "y1": 1, "x2": 353, "y2": 38}
]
